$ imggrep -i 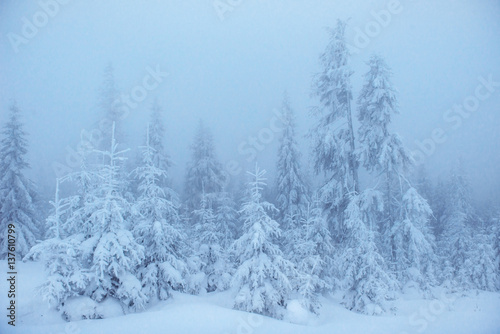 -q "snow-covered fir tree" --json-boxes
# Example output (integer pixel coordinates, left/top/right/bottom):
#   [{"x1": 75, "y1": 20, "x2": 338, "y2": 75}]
[
  {"x1": 357, "y1": 54, "x2": 412, "y2": 177},
  {"x1": 469, "y1": 224, "x2": 498, "y2": 292},
  {"x1": 494, "y1": 215, "x2": 500, "y2": 290},
  {"x1": 232, "y1": 165, "x2": 295, "y2": 319},
  {"x1": 439, "y1": 162, "x2": 485, "y2": 290},
  {"x1": 294, "y1": 197, "x2": 334, "y2": 314},
  {"x1": 356, "y1": 54, "x2": 413, "y2": 264},
  {"x1": 311, "y1": 19, "x2": 359, "y2": 200},
  {"x1": 192, "y1": 192, "x2": 232, "y2": 292},
  {"x1": 77, "y1": 124, "x2": 146, "y2": 311},
  {"x1": 275, "y1": 93, "x2": 309, "y2": 257},
  {"x1": 214, "y1": 191, "x2": 238, "y2": 247},
  {"x1": 44, "y1": 178, "x2": 72, "y2": 239},
  {"x1": 414, "y1": 165, "x2": 434, "y2": 206},
  {"x1": 148, "y1": 99, "x2": 172, "y2": 174},
  {"x1": 439, "y1": 164, "x2": 471, "y2": 282},
  {"x1": 55, "y1": 148, "x2": 100, "y2": 238},
  {"x1": 0, "y1": 102, "x2": 39, "y2": 259},
  {"x1": 390, "y1": 187, "x2": 437, "y2": 291},
  {"x1": 25, "y1": 178, "x2": 85, "y2": 310},
  {"x1": 310, "y1": 19, "x2": 362, "y2": 254},
  {"x1": 339, "y1": 191, "x2": 397, "y2": 315},
  {"x1": 309, "y1": 23, "x2": 396, "y2": 314},
  {"x1": 184, "y1": 121, "x2": 226, "y2": 212},
  {"x1": 132, "y1": 125, "x2": 188, "y2": 301},
  {"x1": 430, "y1": 176, "x2": 448, "y2": 241}
]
